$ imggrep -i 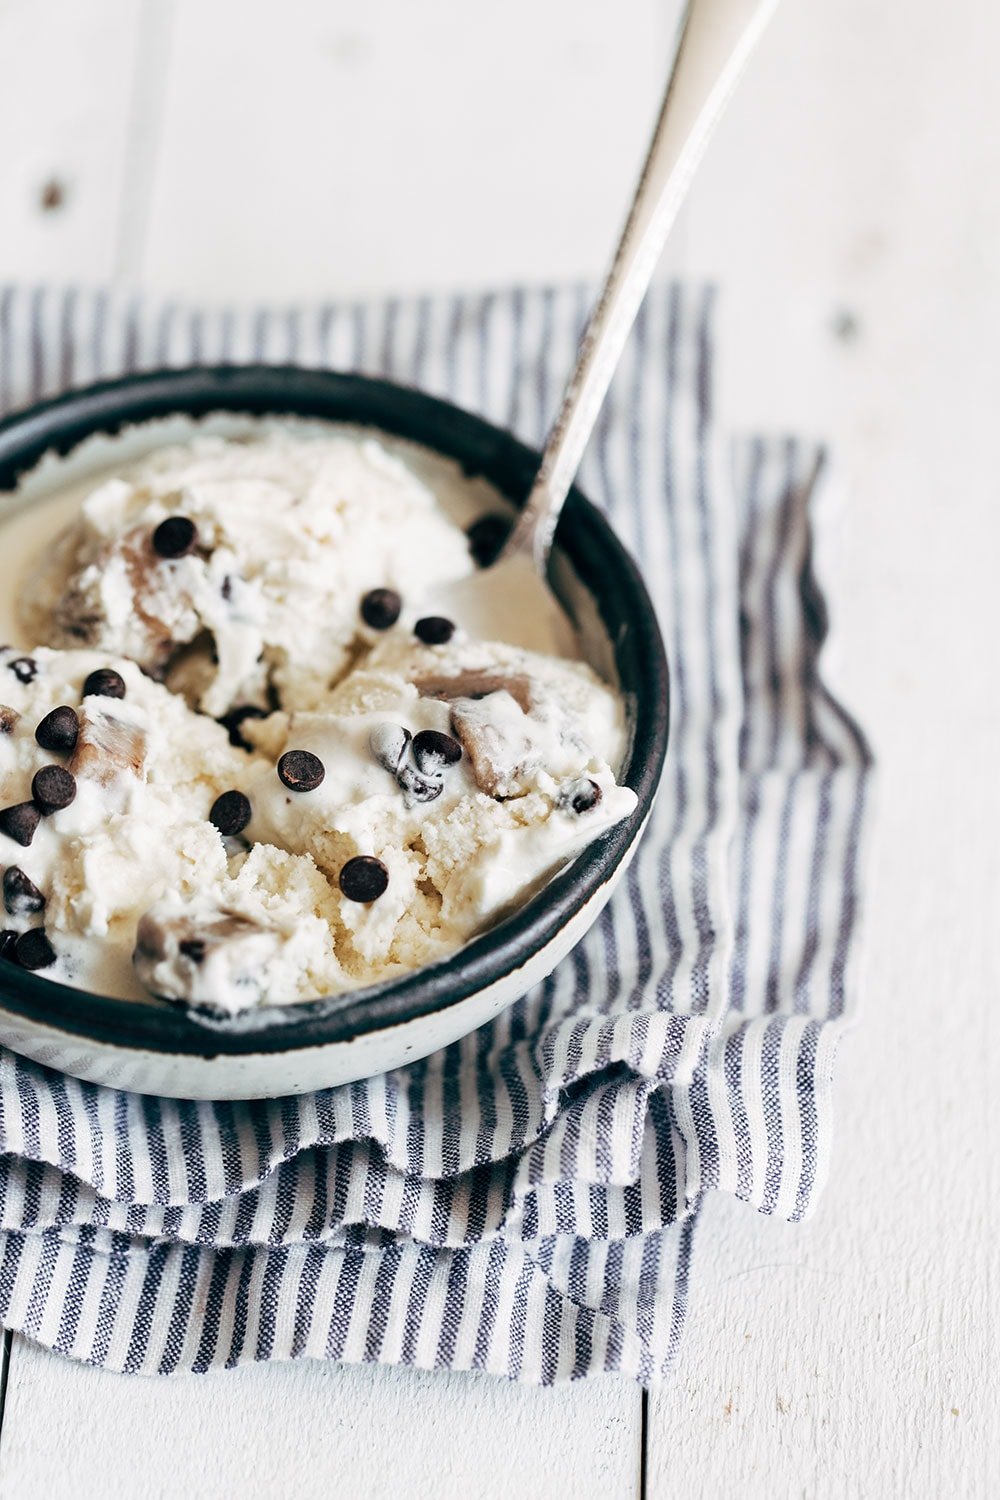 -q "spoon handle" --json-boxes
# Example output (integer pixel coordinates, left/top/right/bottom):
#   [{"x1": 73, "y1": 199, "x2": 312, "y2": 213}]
[{"x1": 506, "y1": 0, "x2": 780, "y2": 569}]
